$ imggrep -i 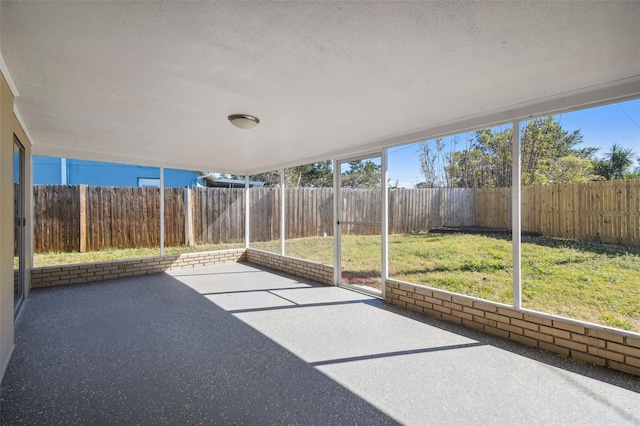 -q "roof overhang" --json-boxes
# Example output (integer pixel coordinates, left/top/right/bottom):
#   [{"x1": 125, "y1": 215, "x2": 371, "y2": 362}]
[{"x1": 2, "y1": 1, "x2": 639, "y2": 174}]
